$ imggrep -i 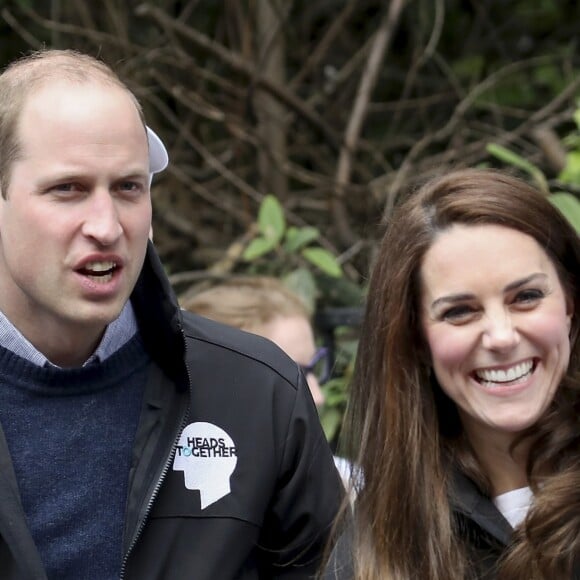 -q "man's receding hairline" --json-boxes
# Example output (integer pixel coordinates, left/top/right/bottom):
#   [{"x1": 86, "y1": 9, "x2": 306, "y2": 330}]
[
  {"x1": 4, "y1": 50, "x2": 143, "y2": 117},
  {"x1": 0, "y1": 49, "x2": 146, "y2": 197},
  {"x1": 14, "y1": 73, "x2": 147, "y2": 146}
]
